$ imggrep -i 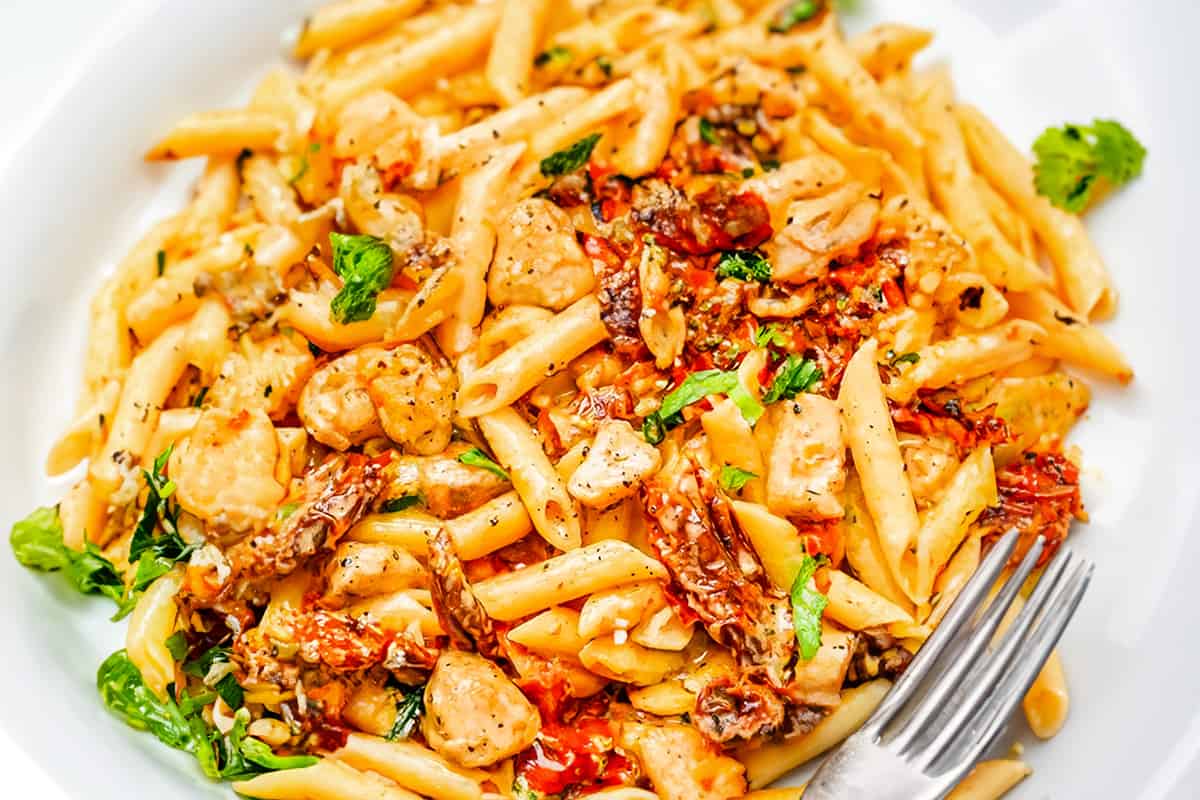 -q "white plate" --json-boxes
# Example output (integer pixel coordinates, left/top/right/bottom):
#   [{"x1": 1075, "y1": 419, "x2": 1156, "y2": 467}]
[{"x1": 0, "y1": 1, "x2": 1196, "y2": 797}]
